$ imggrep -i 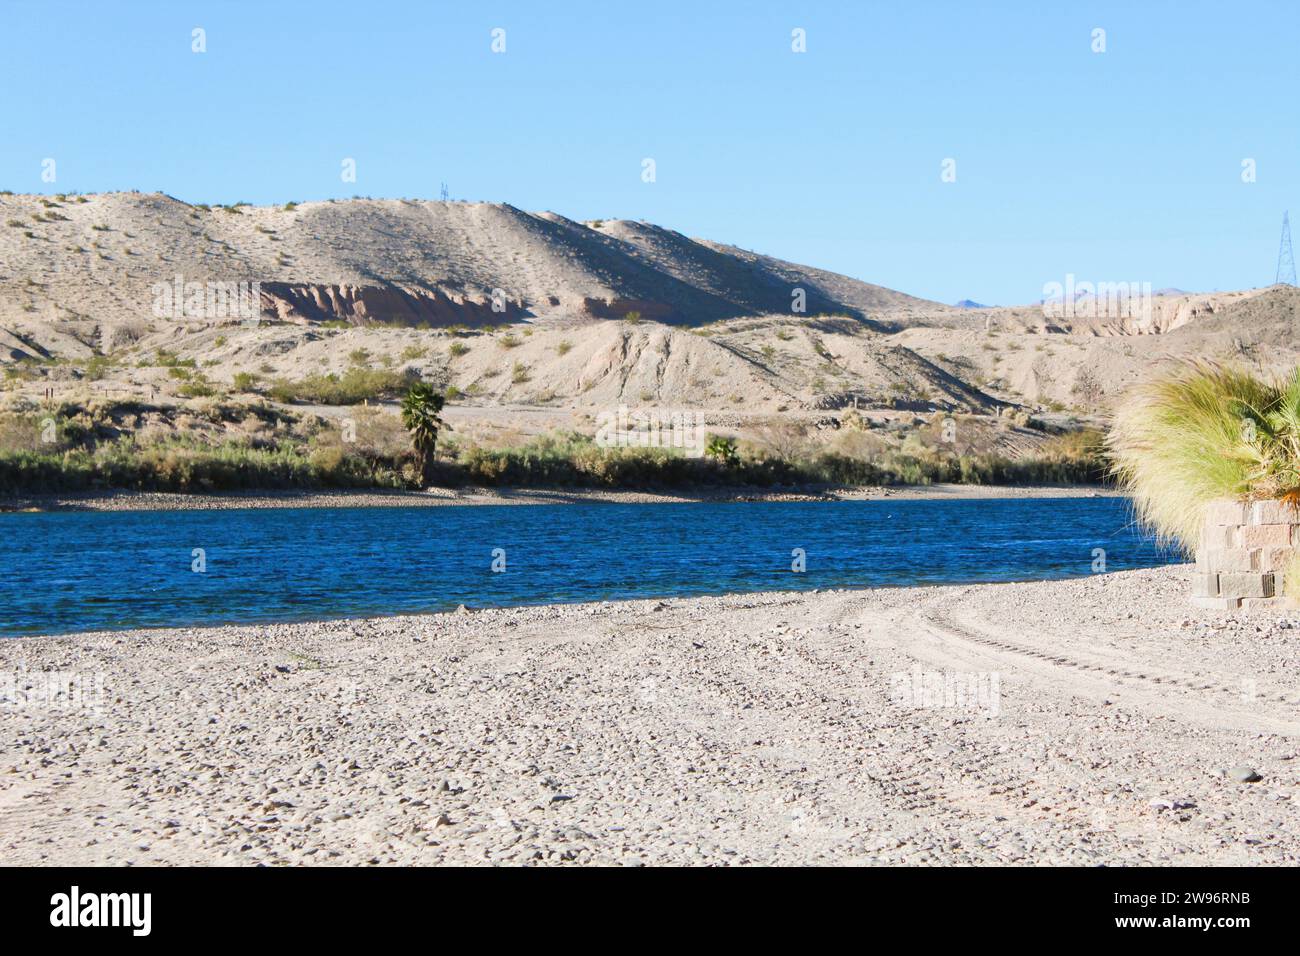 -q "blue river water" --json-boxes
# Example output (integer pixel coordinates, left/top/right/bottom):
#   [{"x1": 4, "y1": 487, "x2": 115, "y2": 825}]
[{"x1": 0, "y1": 497, "x2": 1179, "y2": 636}]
